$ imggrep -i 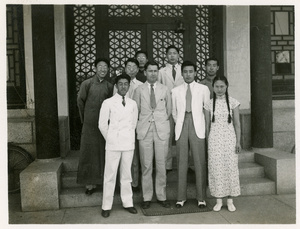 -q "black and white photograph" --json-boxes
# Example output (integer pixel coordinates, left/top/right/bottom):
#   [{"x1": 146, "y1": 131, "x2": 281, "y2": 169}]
[{"x1": 1, "y1": 0, "x2": 298, "y2": 227}]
